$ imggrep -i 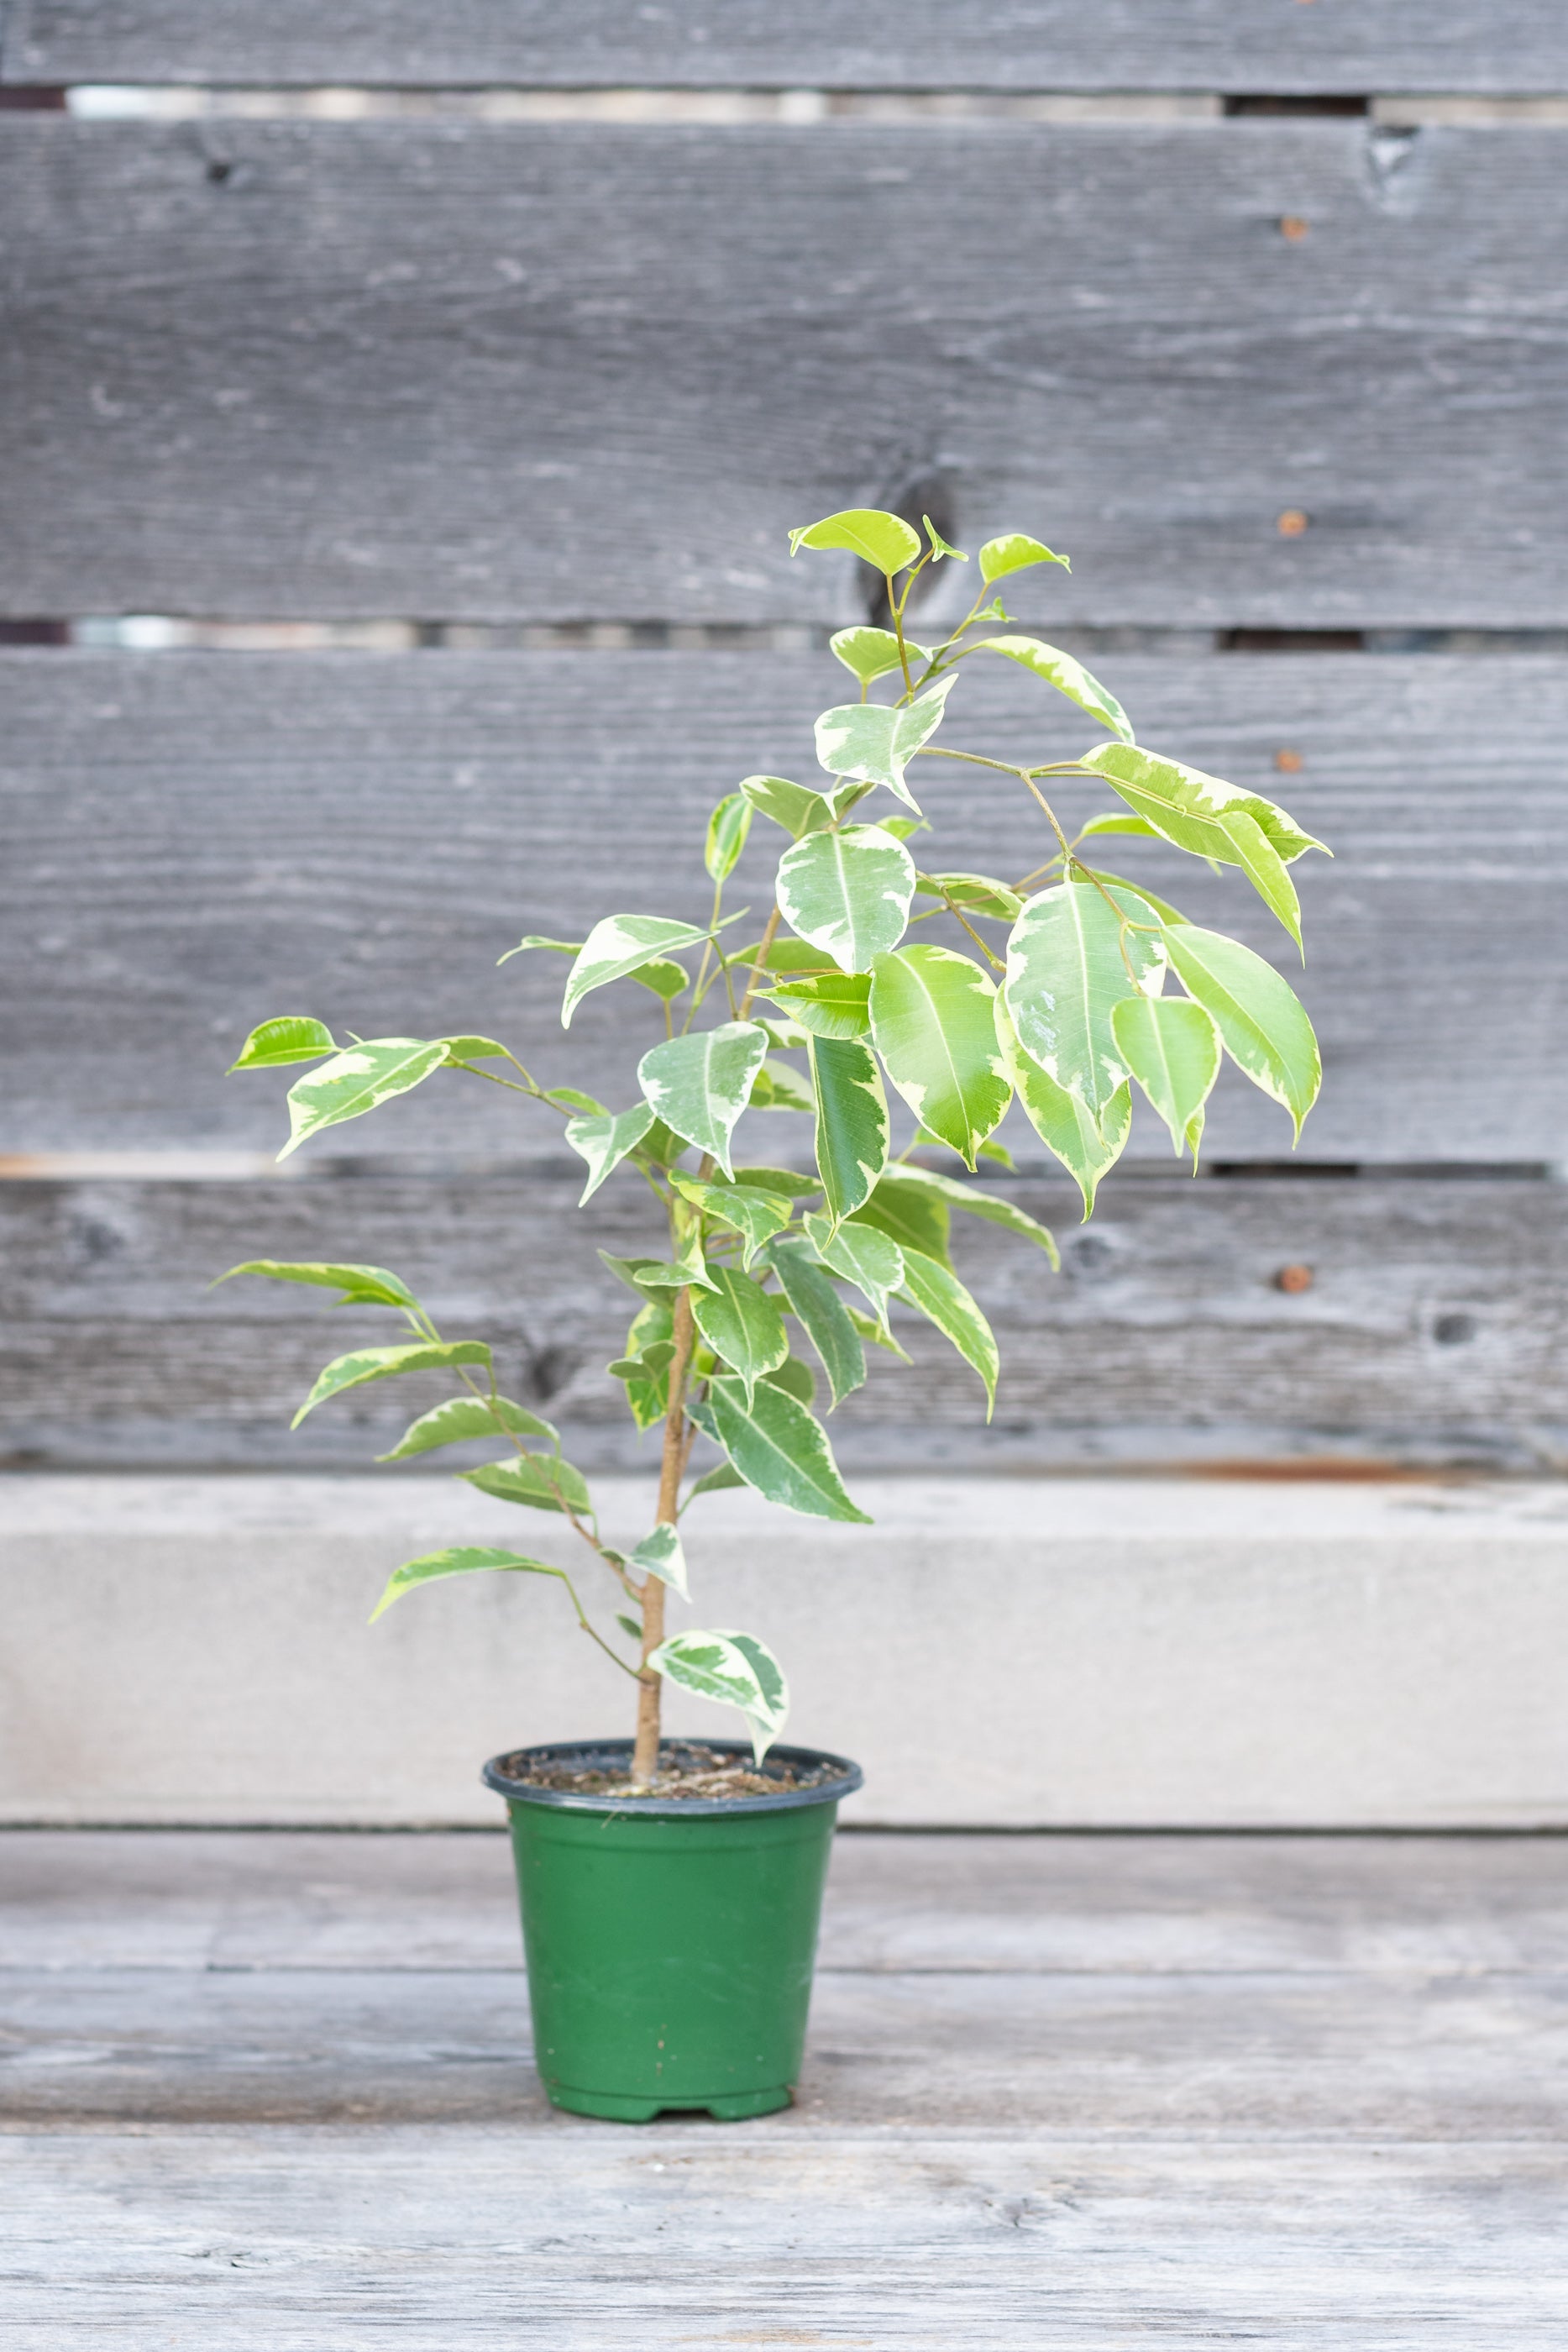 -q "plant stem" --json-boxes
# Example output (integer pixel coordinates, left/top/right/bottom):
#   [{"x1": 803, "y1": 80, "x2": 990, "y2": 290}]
[
  {"x1": 737, "y1": 903, "x2": 783, "y2": 1021},
  {"x1": 631, "y1": 1280, "x2": 696, "y2": 1782}
]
